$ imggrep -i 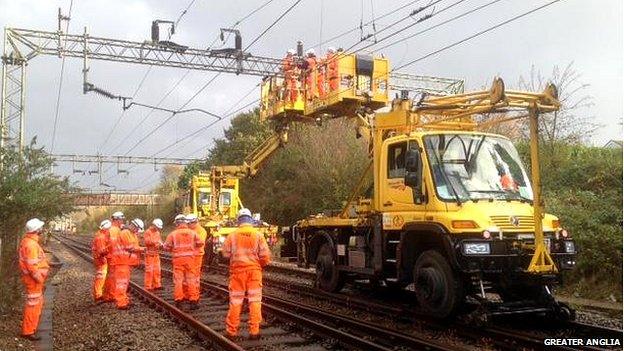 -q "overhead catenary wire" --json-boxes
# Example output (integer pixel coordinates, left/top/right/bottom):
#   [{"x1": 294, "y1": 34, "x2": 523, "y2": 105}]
[
  {"x1": 393, "y1": 0, "x2": 565, "y2": 72},
  {"x1": 99, "y1": 0, "x2": 198, "y2": 155},
  {"x1": 244, "y1": 0, "x2": 304, "y2": 51},
  {"x1": 373, "y1": 0, "x2": 505, "y2": 53}
]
